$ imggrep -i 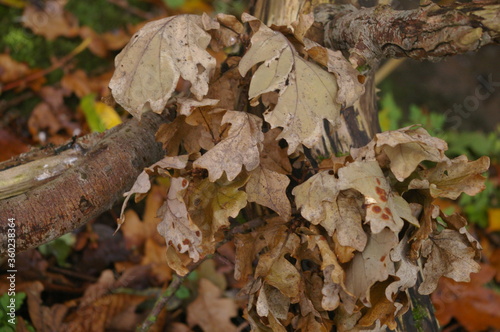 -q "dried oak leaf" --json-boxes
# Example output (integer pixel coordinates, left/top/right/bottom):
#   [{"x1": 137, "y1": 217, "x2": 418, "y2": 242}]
[
  {"x1": 293, "y1": 171, "x2": 367, "y2": 251},
  {"x1": 418, "y1": 229, "x2": 481, "y2": 295},
  {"x1": 109, "y1": 15, "x2": 216, "y2": 118},
  {"x1": 186, "y1": 174, "x2": 248, "y2": 244},
  {"x1": 246, "y1": 165, "x2": 291, "y2": 220},
  {"x1": 337, "y1": 160, "x2": 419, "y2": 234},
  {"x1": 120, "y1": 155, "x2": 188, "y2": 221},
  {"x1": 344, "y1": 229, "x2": 398, "y2": 308},
  {"x1": 260, "y1": 128, "x2": 292, "y2": 174},
  {"x1": 187, "y1": 279, "x2": 238, "y2": 332},
  {"x1": 432, "y1": 264, "x2": 500, "y2": 332},
  {"x1": 375, "y1": 126, "x2": 448, "y2": 181},
  {"x1": 194, "y1": 111, "x2": 264, "y2": 181},
  {"x1": 409, "y1": 155, "x2": 490, "y2": 200},
  {"x1": 239, "y1": 14, "x2": 341, "y2": 153},
  {"x1": 256, "y1": 283, "x2": 290, "y2": 321},
  {"x1": 385, "y1": 232, "x2": 419, "y2": 301},
  {"x1": 304, "y1": 39, "x2": 364, "y2": 107},
  {"x1": 255, "y1": 232, "x2": 302, "y2": 299},
  {"x1": 157, "y1": 177, "x2": 203, "y2": 262},
  {"x1": 234, "y1": 221, "x2": 289, "y2": 281}
]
